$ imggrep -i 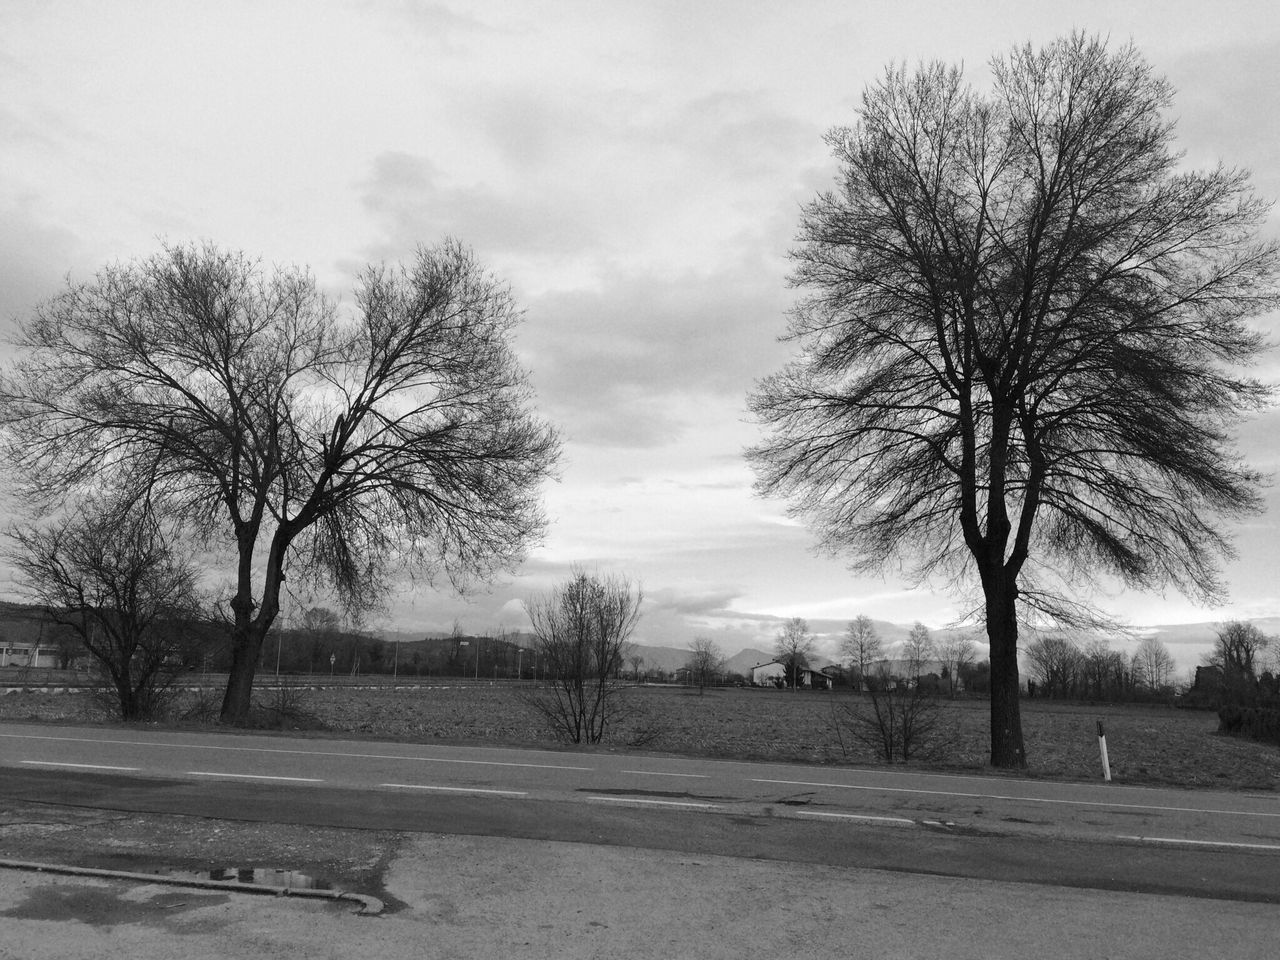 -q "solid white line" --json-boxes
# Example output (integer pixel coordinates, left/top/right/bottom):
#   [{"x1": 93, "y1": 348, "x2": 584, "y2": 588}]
[
  {"x1": 621, "y1": 770, "x2": 710, "y2": 779},
  {"x1": 748, "y1": 778, "x2": 1280, "y2": 819},
  {"x1": 587, "y1": 796, "x2": 720, "y2": 810},
  {"x1": 792, "y1": 810, "x2": 914, "y2": 826},
  {"x1": 380, "y1": 783, "x2": 527, "y2": 797},
  {"x1": 21, "y1": 761, "x2": 139, "y2": 772},
  {"x1": 187, "y1": 772, "x2": 324, "y2": 783},
  {"x1": 0, "y1": 732, "x2": 592, "y2": 772},
  {"x1": 1120, "y1": 835, "x2": 1280, "y2": 852}
]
